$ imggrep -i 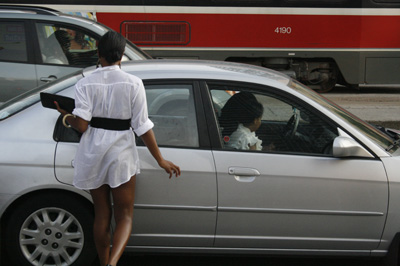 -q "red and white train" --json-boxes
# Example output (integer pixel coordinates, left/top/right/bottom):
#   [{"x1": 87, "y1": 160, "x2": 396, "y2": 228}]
[{"x1": 5, "y1": 0, "x2": 400, "y2": 91}]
